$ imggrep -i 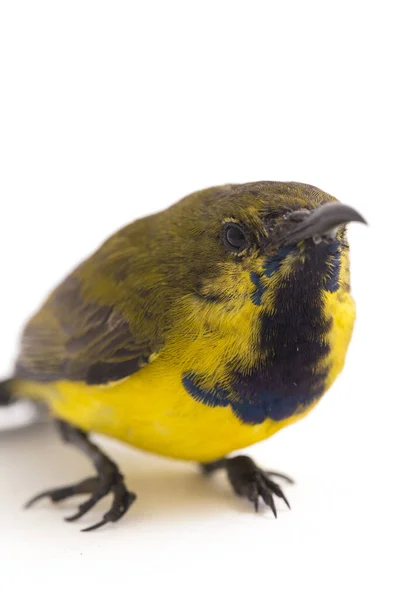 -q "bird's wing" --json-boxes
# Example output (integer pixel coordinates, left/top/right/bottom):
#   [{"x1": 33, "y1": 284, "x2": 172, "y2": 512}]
[{"x1": 15, "y1": 265, "x2": 164, "y2": 386}]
